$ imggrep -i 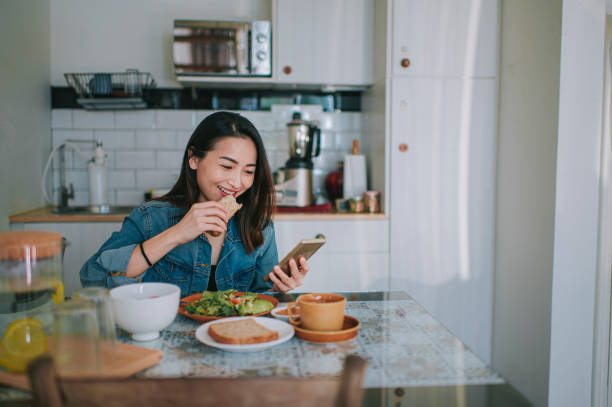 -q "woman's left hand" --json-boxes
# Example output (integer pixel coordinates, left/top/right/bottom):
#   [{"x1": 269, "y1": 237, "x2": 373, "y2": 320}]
[{"x1": 268, "y1": 256, "x2": 310, "y2": 293}]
